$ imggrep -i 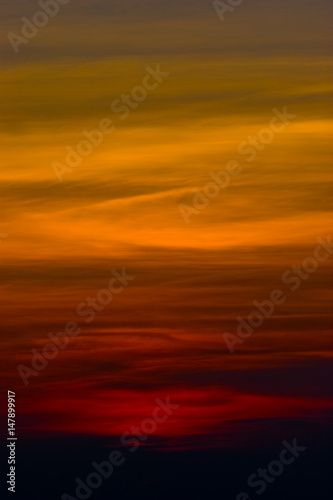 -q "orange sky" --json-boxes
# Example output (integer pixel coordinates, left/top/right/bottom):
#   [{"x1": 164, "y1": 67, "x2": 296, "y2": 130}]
[{"x1": 1, "y1": 0, "x2": 332, "y2": 450}]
